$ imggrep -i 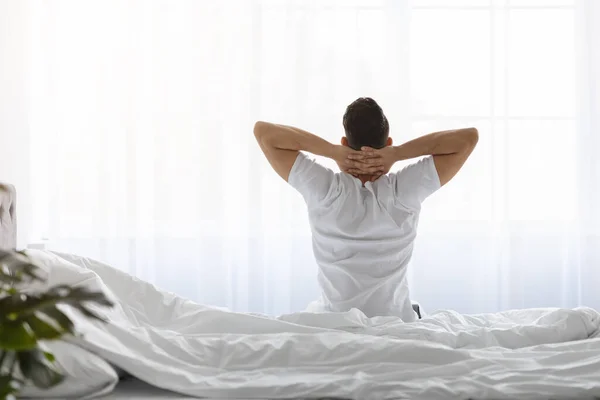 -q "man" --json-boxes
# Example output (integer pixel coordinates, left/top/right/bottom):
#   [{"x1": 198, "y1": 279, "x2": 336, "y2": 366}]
[{"x1": 254, "y1": 97, "x2": 478, "y2": 322}]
